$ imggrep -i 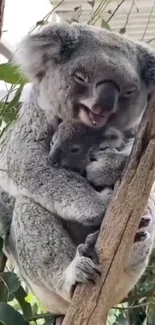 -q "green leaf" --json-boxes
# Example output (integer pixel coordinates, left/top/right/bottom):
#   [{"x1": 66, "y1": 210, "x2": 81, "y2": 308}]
[
  {"x1": 0, "y1": 85, "x2": 23, "y2": 124},
  {"x1": 0, "y1": 238, "x2": 3, "y2": 255},
  {"x1": 0, "y1": 272, "x2": 20, "y2": 295},
  {"x1": 87, "y1": 1, "x2": 95, "y2": 8},
  {"x1": 101, "y1": 19, "x2": 110, "y2": 30},
  {"x1": 6, "y1": 85, "x2": 23, "y2": 110},
  {"x1": 0, "y1": 278, "x2": 9, "y2": 302},
  {"x1": 0, "y1": 303, "x2": 28, "y2": 325},
  {"x1": 0, "y1": 63, "x2": 28, "y2": 85},
  {"x1": 36, "y1": 20, "x2": 48, "y2": 27},
  {"x1": 14, "y1": 286, "x2": 32, "y2": 319}
]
